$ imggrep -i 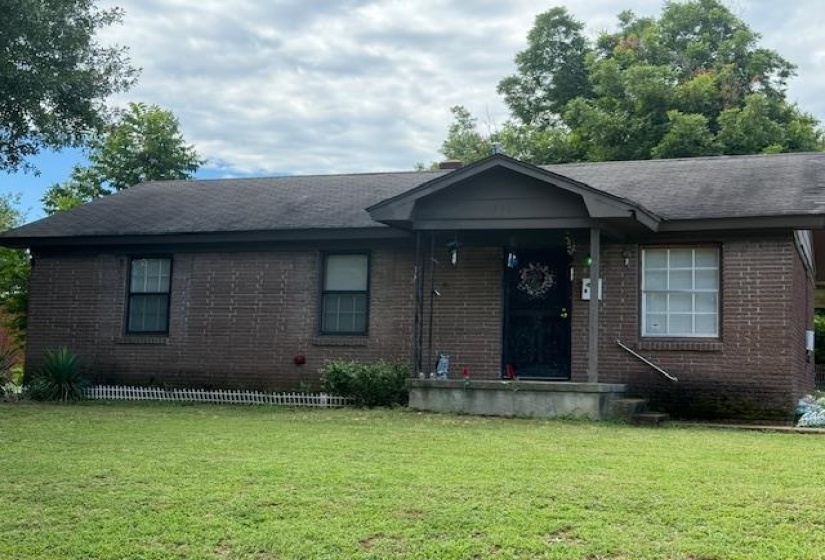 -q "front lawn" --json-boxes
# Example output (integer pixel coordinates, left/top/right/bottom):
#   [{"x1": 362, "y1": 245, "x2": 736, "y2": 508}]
[{"x1": 1, "y1": 403, "x2": 824, "y2": 559}]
